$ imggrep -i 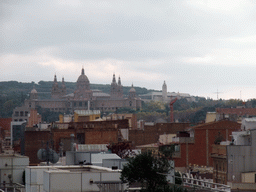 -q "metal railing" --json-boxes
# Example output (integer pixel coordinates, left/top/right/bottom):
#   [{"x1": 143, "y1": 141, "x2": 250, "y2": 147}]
[
  {"x1": 180, "y1": 174, "x2": 231, "y2": 192},
  {"x1": 0, "y1": 183, "x2": 25, "y2": 192}
]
